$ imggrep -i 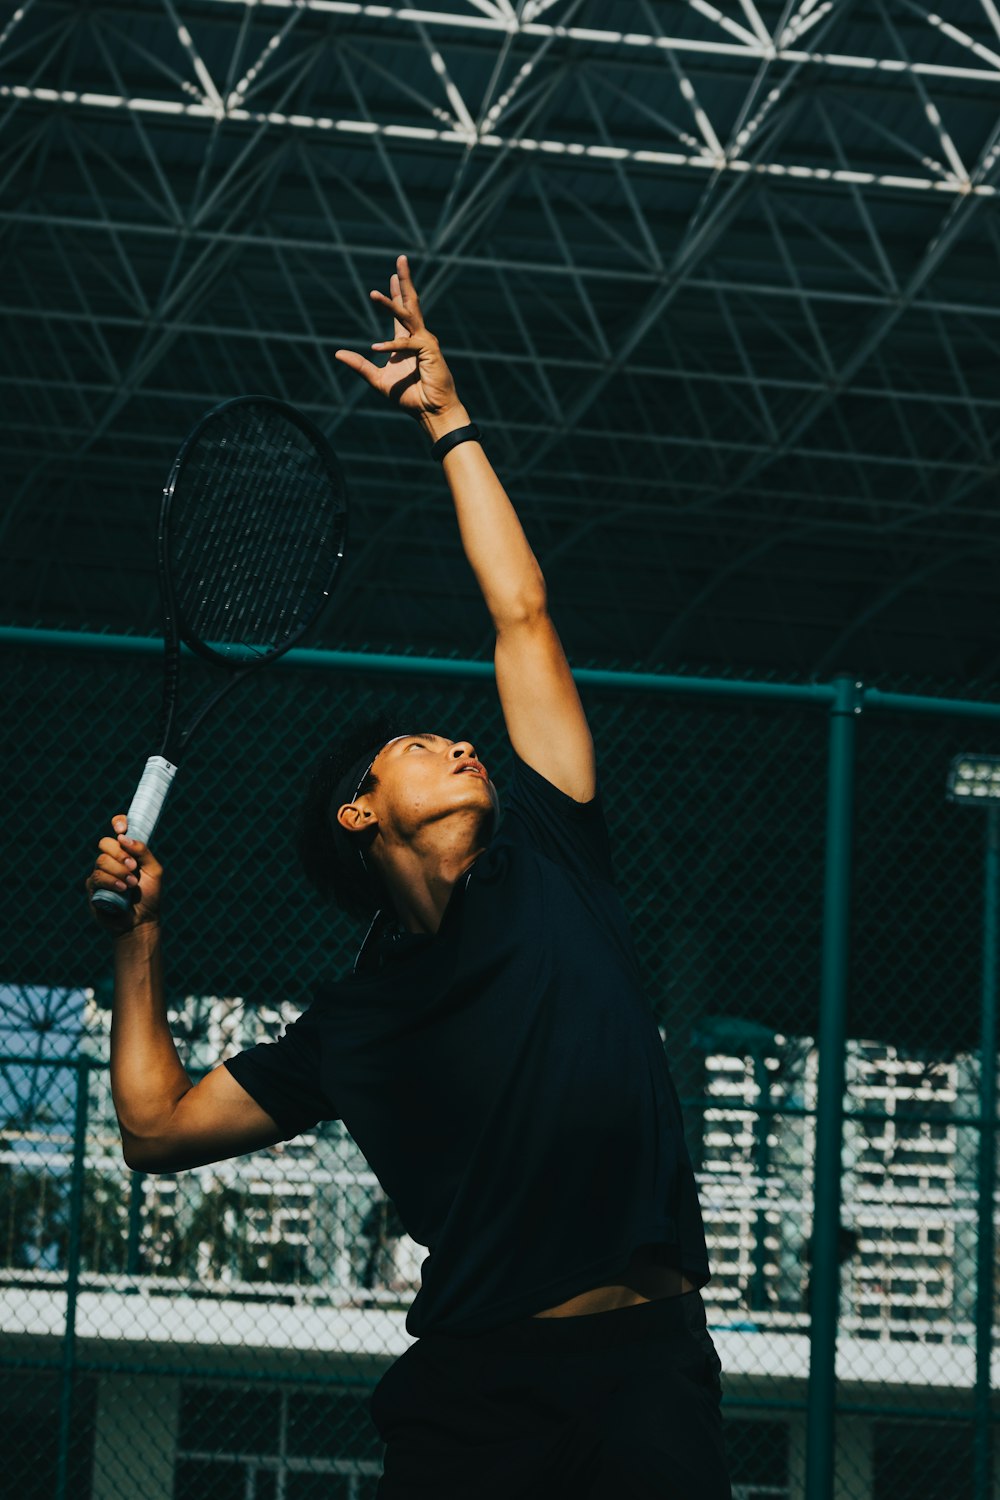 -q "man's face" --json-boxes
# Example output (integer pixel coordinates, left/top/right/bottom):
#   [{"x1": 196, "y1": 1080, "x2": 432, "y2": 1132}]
[{"x1": 356, "y1": 733, "x2": 497, "y2": 839}]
